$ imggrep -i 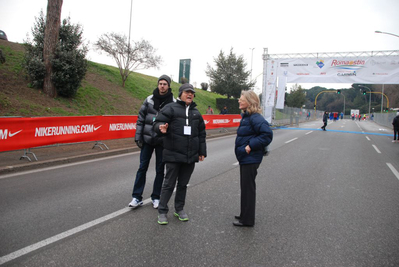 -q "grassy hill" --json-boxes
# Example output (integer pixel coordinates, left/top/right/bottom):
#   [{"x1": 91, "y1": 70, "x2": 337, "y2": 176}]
[{"x1": 0, "y1": 40, "x2": 225, "y2": 117}]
